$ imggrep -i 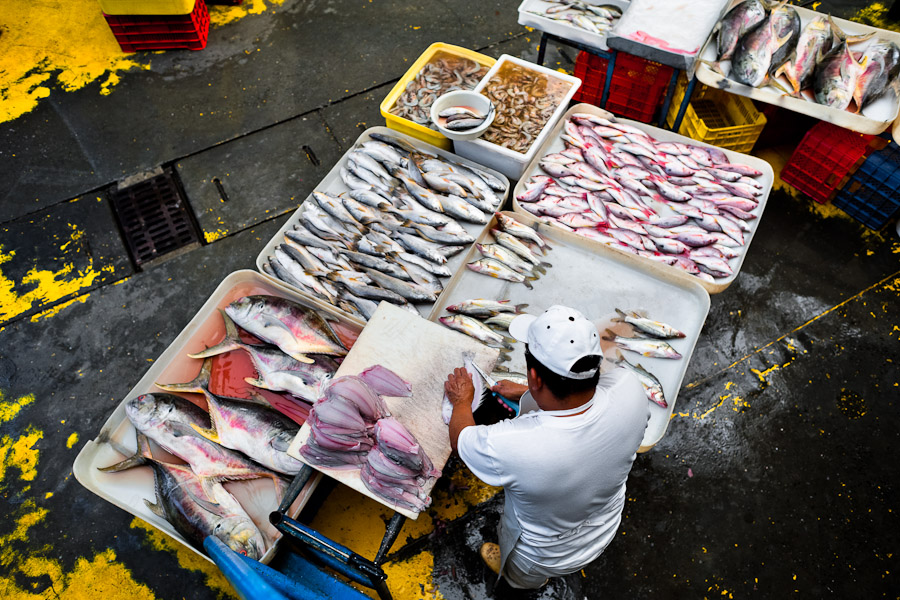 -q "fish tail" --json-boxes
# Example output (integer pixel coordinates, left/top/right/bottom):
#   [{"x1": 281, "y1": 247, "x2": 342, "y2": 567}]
[
  {"x1": 155, "y1": 357, "x2": 213, "y2": 394},
  {"x1": 515, "y1": 303, "x2": 529, "y2": 313},
  {"x1": 700, "y1": 59, "x2": 726, "y2": 77},
  {"x1": 187, "y1": 310, "x2": 244, "y2": 358},
  {"x1": 497, "y1": 353, "x2": 512, "y2": 363},
  {"x1": 524, "y1": 276, "x2": 538, "y2": 290},
  {"x1": 502, "y1": 335, "x2": 517, "y2": 345},
  {"x1": 614, "y1": 307, "x2": 627, "y2": 320},
  {"x1": 98, "y1": 432, "x2": 153, "y2": 473}
]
